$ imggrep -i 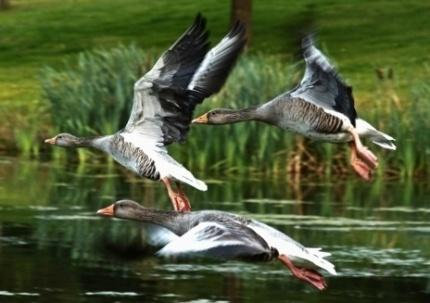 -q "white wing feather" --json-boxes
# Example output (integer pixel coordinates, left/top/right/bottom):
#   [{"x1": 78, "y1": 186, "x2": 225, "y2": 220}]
[{"x1": 157, "y1": 222, "x2": 245, "y2": 257}]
